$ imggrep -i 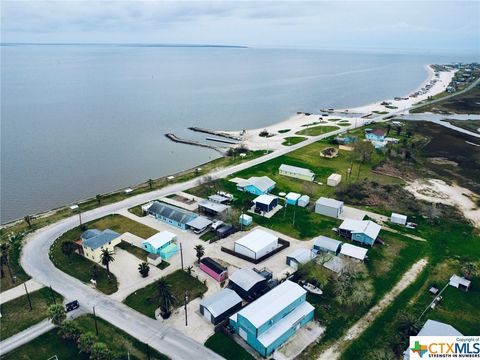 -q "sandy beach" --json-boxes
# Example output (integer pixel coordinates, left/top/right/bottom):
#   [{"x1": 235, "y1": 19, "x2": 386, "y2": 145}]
[{"x1": 227, "y1": 65, "x2": 456, "y2": 151}]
